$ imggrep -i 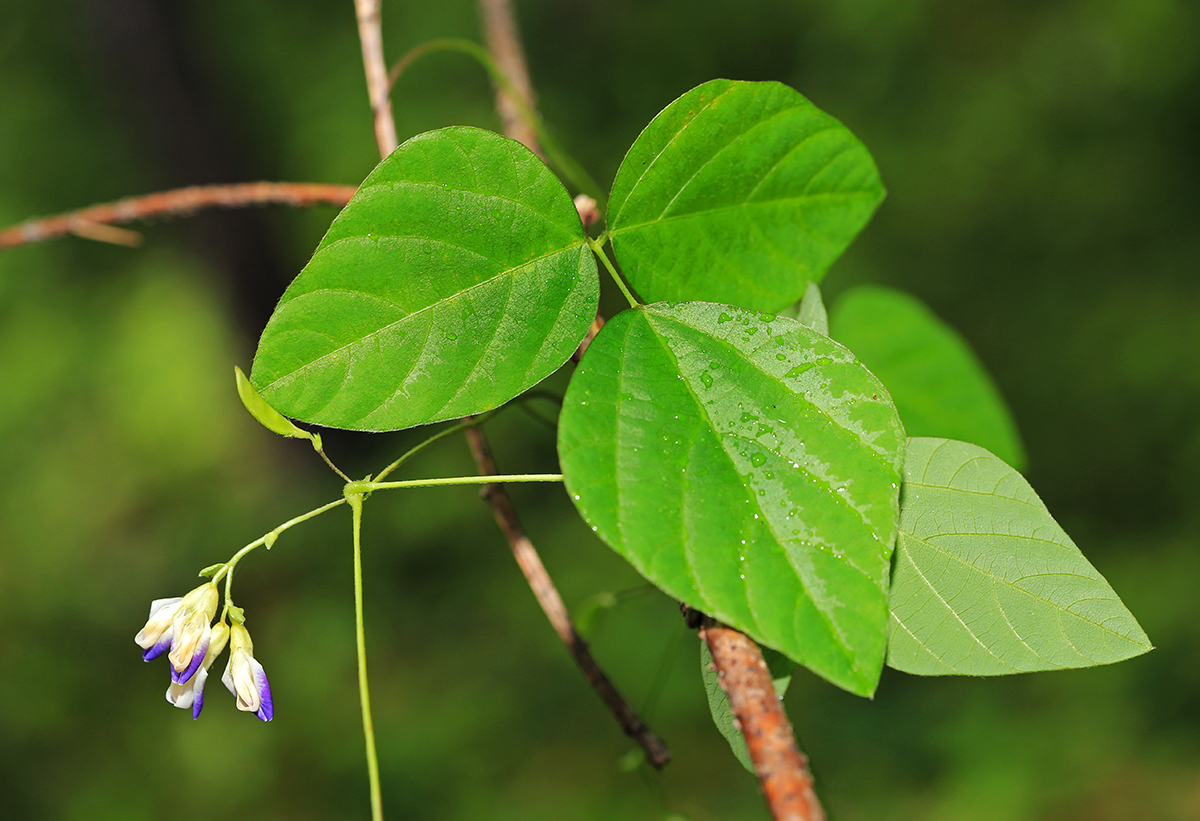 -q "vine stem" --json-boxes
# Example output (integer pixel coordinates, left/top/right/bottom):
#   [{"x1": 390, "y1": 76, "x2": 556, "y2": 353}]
[
  {"x1": 386, "y1": 38, "x2": 604, "y2": 205},
  {"x1": 699, "y1": 617, "x2": 826, "y2": 821},
  {"x1": 347, "y1": 492, "x2": 384, "y2": 821},
  {"x1": 210, "y1": 497, "x2": 348, "y2": 623},
  {"x1": 354, "y1": 473, "x2": 563, "y2": 492},
  {"x1": 0, "y1": 183, "x2": 356, "y2": 250},
  {"x1": 350, "y1": 3, "x2": 394, "y2": 815}
]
